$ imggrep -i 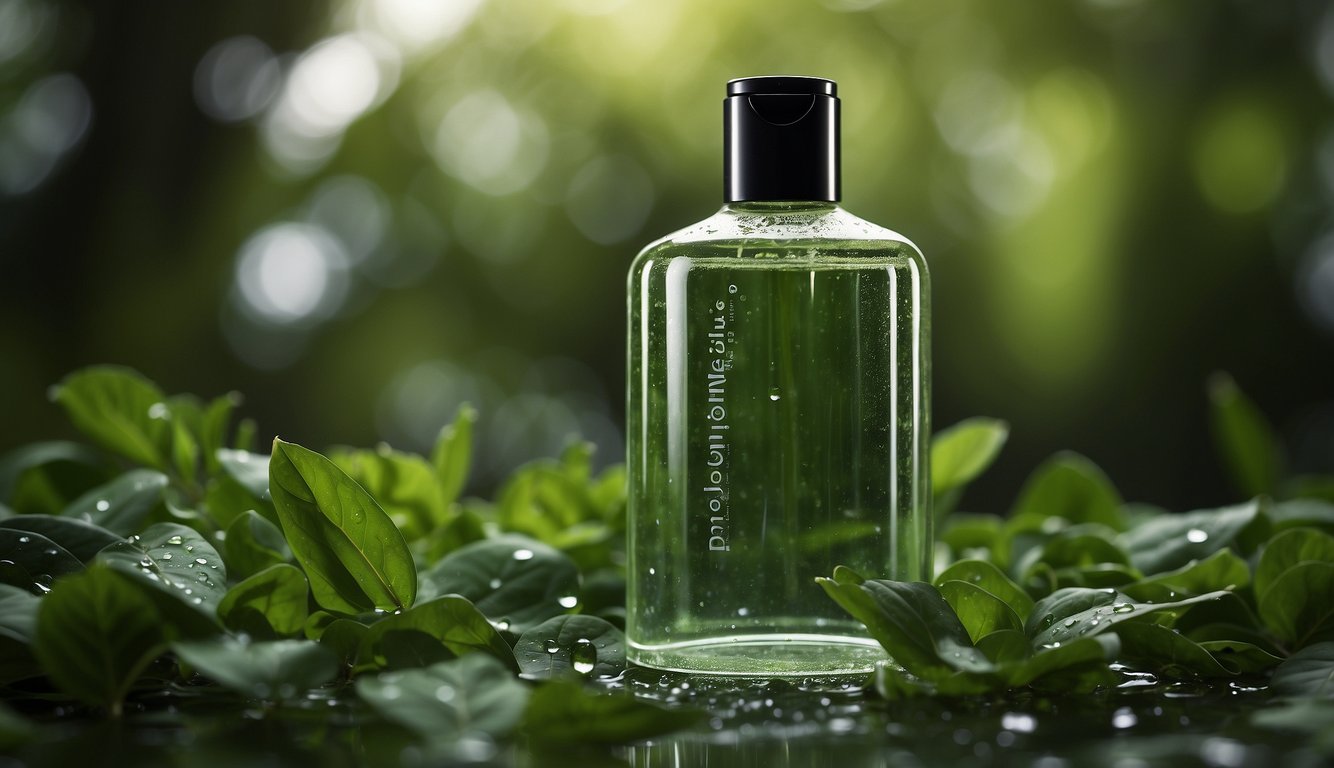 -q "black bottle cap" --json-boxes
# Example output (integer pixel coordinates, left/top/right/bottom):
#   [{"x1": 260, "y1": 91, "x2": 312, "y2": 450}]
[{"x1": 724, "y1": 75, "x2": 840, "y2": 203}]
